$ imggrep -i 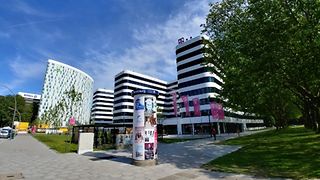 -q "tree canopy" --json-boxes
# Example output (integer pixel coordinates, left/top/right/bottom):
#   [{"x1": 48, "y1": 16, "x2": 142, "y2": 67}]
[
  {"x1": 0, "y1": 95, "x2": 32, "y2": 127},
  {"x1": 202, "y1": 0, "x2": 320, "y2": 131}
]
